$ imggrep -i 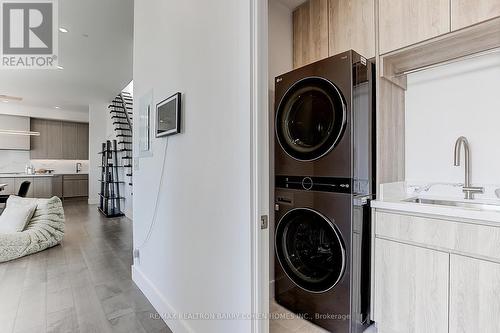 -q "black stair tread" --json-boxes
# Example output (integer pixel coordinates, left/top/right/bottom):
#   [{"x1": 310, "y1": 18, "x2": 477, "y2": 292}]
[
  {"x1": 98, "y1": 180, "x2": 125, "y2": 183},
  {"x1": 111, "y1": 116, "x2": 128, "y2": 120},
  {"x1": 99, "y1": 166, "x2": 125, "y2": 168},
  {"x1": 118, "y1": 141, "x2": 132, "y2": 145},
  {"x1": 99, "y1": 194, "x2": 125, "y2": 200},
  {"x1": 114, "y1": 128, "x2": 131, "y2": 131},
  {"x1": 113, "y1": 122, "x2": 129, "y2": 125},
  {"x1": 116, "y1": 134, "x2": 132, "y2": 137},
  {"x1": 122, "y1": 156, "x2": 132, "y2": 159},
  {"x1": 119, "y1": 149, "x2": 132, "y2": 152},
  {"x1": 124, "y1": 165, "x2": 132, "y2": 168},
  {"x1": 128, "y1": 183, "x2": 133, "y2": 186},
  {"x1": 126, "y1": 173, "x2": 132, "y2": 176}
]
